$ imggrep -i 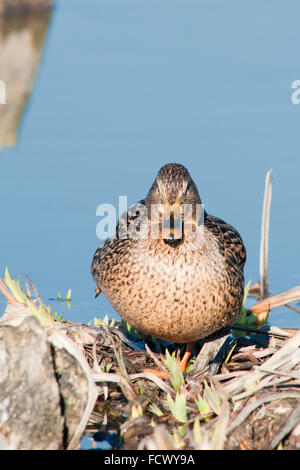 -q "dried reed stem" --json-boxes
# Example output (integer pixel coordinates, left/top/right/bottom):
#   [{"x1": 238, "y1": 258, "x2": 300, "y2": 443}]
[{"x1": 259, "y1": 169, "x2": 272, "y2": 299}]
